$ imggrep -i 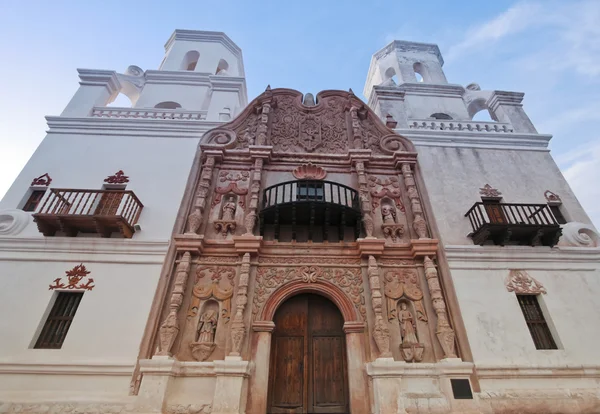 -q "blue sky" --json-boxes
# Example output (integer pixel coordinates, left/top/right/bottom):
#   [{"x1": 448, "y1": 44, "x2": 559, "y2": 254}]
[{"x1": 1, "y1": 0, "x2": 599, "y2": 225}]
